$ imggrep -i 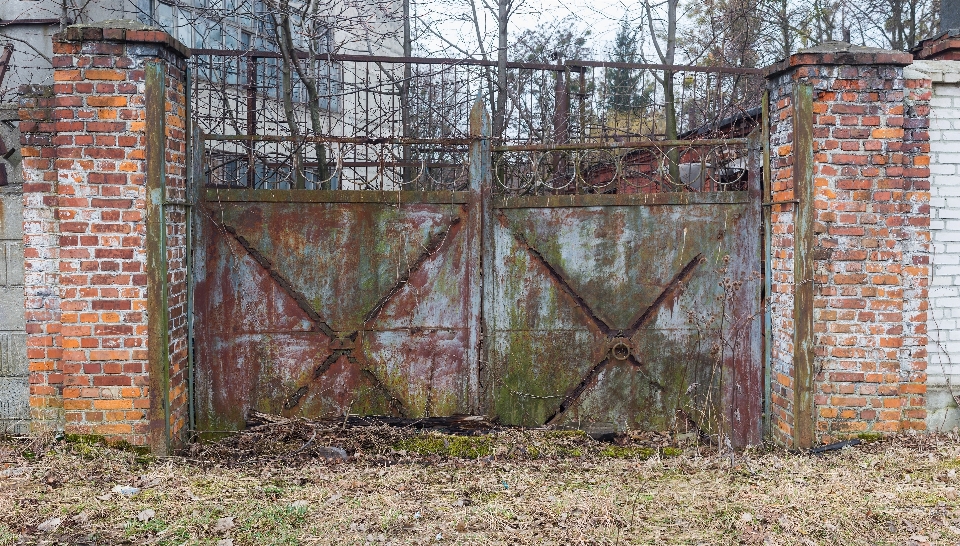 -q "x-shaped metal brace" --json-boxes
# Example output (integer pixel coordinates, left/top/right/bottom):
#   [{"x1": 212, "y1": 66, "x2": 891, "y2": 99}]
[
  {"x1": 495, "y1": 211, "x2": 704, "y2": 426},
  {"x1": 223, "y1": 211, "x2": 466, "y2": 418}
]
